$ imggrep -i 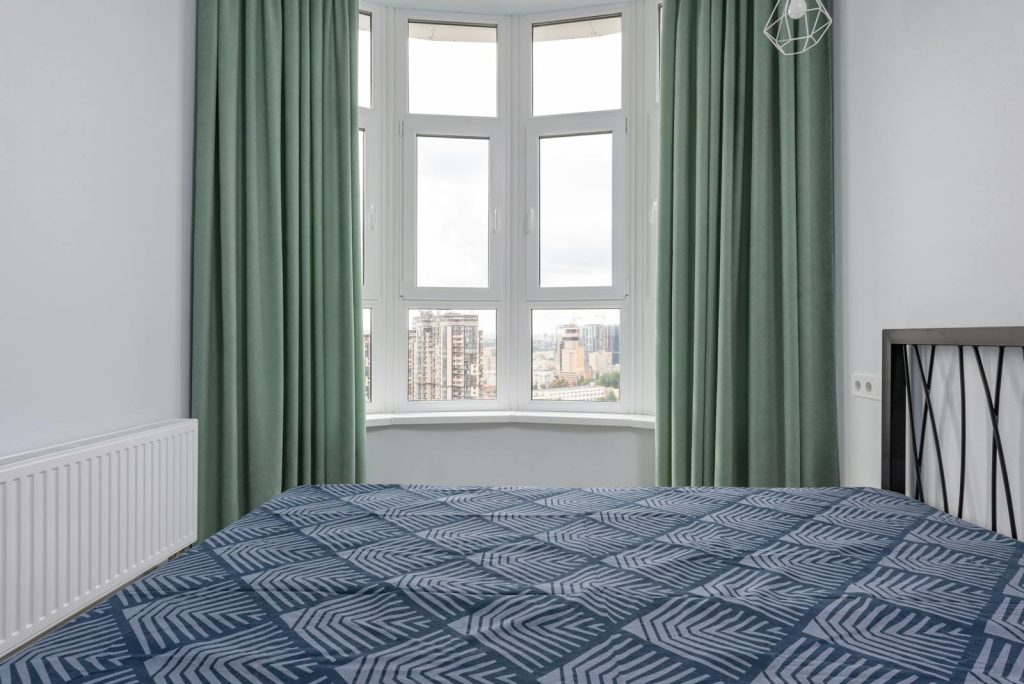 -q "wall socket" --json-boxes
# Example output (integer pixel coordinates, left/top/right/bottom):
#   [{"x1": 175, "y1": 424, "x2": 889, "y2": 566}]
[{"x1": 852, "y1": 373, "x2": 882, "y2": 401}]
